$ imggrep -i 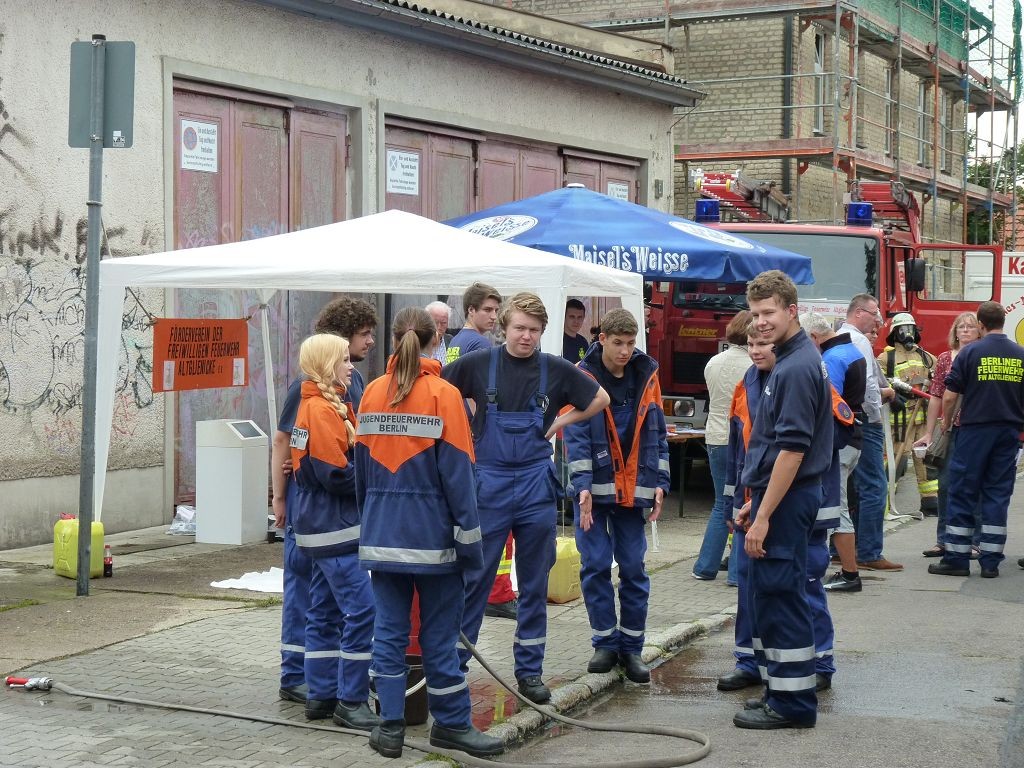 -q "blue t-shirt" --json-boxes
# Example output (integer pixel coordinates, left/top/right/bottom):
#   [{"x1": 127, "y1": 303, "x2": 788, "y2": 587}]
[
  {"x1": 445, "y1": 328, "x2": 493, "y2": 365},
  {"x1": 741, "y1": 329, "x2": 834, "y2": 491},
  {"x1": 562, "y1": 333, "x2": 589, "y2": 363},
  {"x1": 945, "y1": 332, "x2": 1024, "y2": 429}
]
